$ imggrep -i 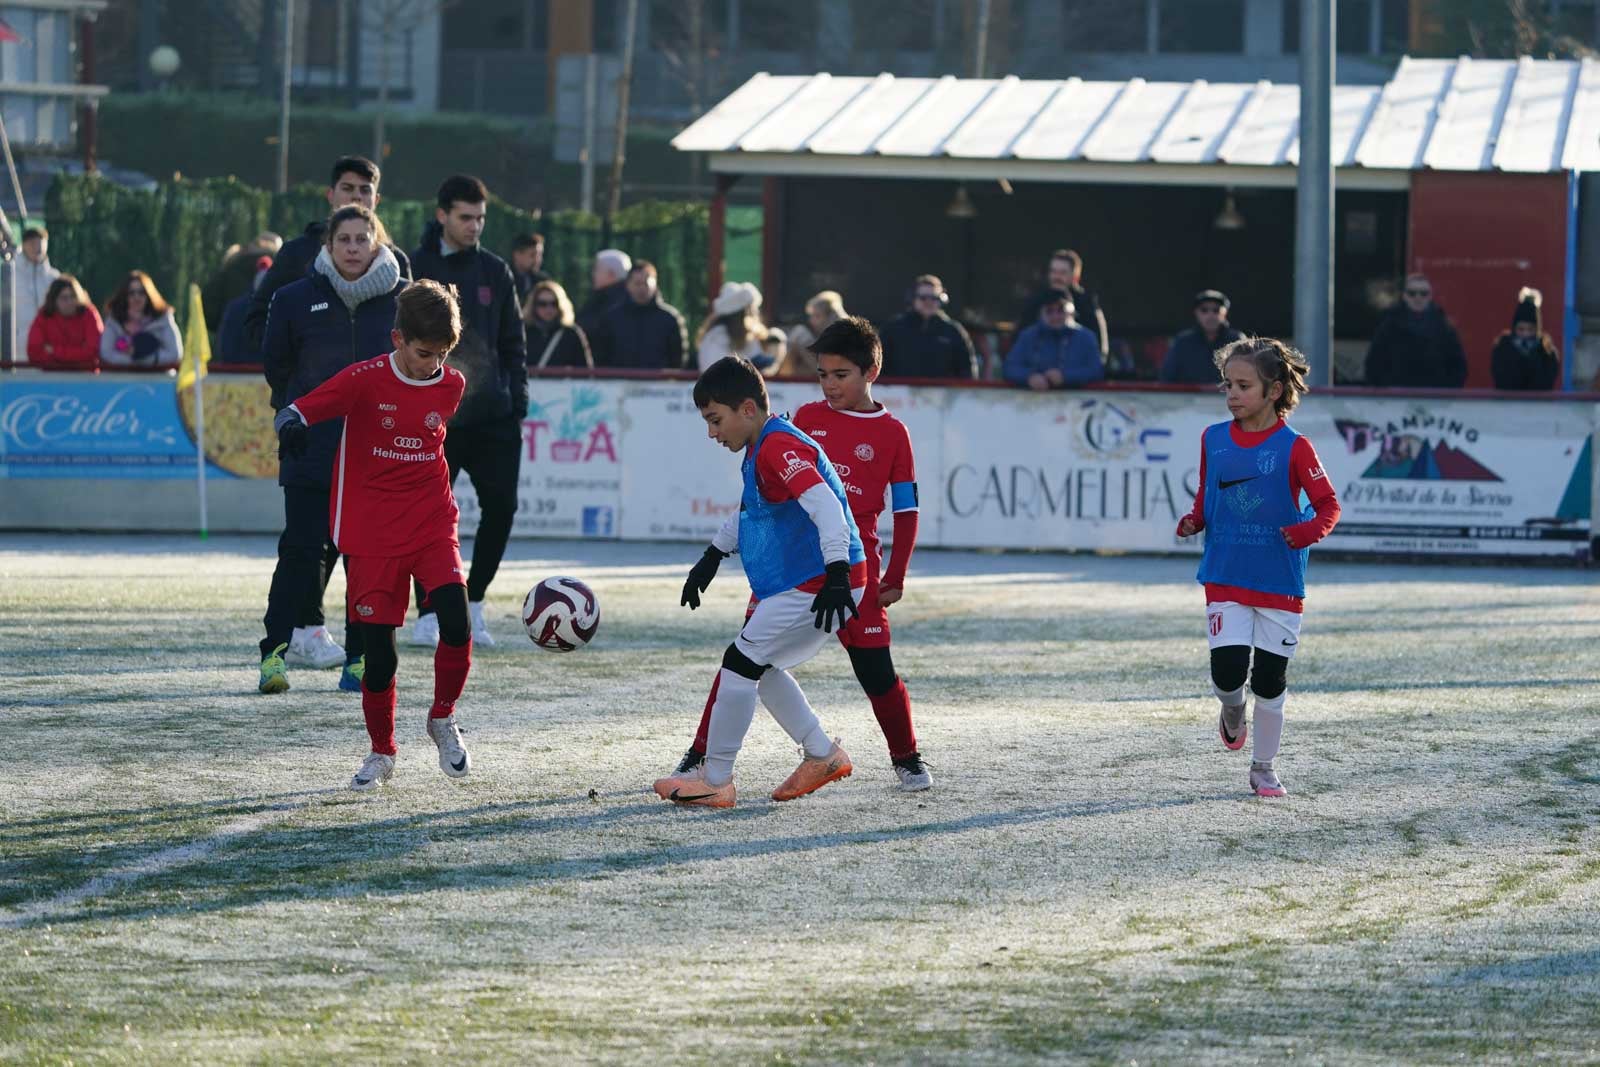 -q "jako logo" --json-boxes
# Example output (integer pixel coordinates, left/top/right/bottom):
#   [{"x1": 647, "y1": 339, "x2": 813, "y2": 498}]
[
  {"x1": 393, "y1": 436, "x2": 424, "y2": 449},
  {"x1": 310, "y1": 302, "x2": 329, "y2": 312}
]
